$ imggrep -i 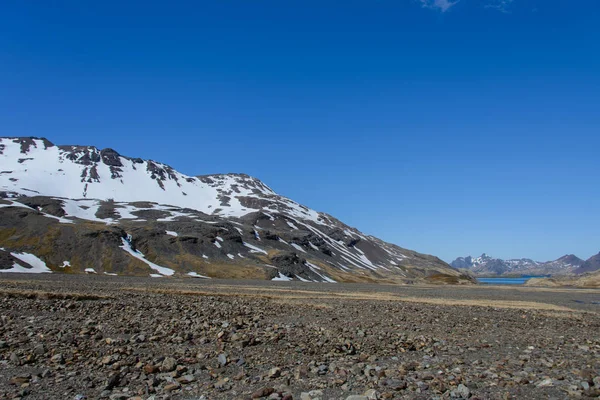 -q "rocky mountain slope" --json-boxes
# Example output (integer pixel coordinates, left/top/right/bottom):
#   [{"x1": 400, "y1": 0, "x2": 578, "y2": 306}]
[
  {"x1": 575, "y1": 252, "x2": 600, "y2": 275},
  {"x1": 0, "y1": 137, "x2": 470, "y2": 284},
  {"x1": 451, "y1": 253, "x2": 585, "y2": 276}
]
